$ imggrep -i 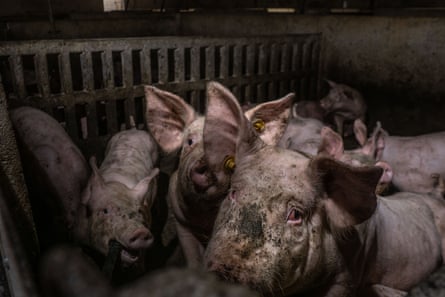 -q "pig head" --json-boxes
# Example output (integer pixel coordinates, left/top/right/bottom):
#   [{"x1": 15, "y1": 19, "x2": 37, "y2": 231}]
[
  {"x1": 144, "y1": 85, "x2": 294, "y2": 267},
  {"x1": 356, "y1": 120, "x2": 445, "y2": 196},
  {"x1": 320, "y1": 80, "x2": 366, "y2": 137},
  {"x1": 202, "y1": 84, "x2": 442, "y2": 297},
  {"x1": 76, "y1": 129, "x2": 159, "y2": 267}
]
